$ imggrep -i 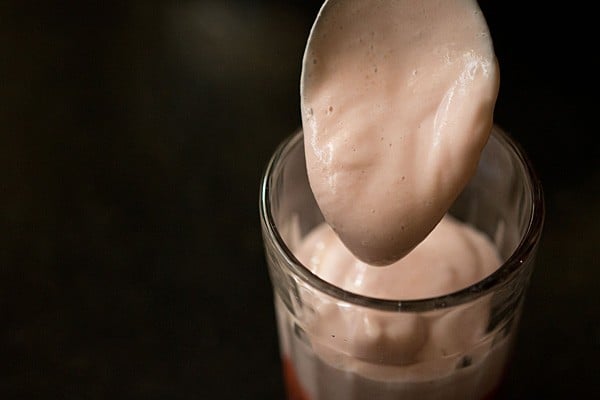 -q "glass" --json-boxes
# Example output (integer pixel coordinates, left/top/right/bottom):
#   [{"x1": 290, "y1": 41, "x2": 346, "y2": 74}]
[{"x1": 260, "y1": 126, "x2": 544, "y2": 400}]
